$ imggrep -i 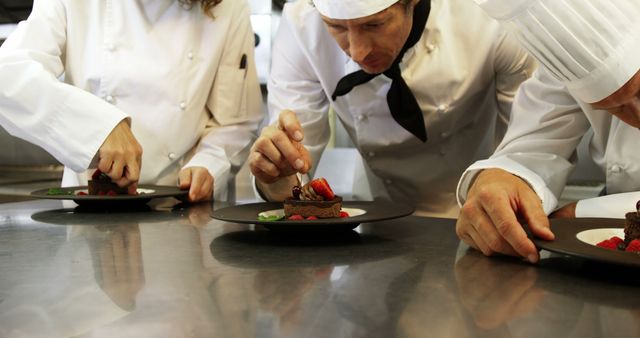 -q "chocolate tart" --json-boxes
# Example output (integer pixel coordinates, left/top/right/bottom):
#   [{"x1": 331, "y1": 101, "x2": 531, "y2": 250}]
[
  {"x1": 624, "y1": 212, "x2": 640, "y2": 244},
  {"x1": 88, "y1": 180, "x2": 128, "y2": 195},
  {"x1": 283, "y1": 196, "x2": 343, "y2": 218}
]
